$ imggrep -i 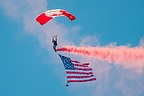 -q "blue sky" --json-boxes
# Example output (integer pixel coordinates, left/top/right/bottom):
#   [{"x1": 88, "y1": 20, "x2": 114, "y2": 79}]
[{"x1": 0, "y1": 0, "x2": 144, "y2": 96}]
